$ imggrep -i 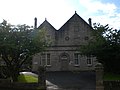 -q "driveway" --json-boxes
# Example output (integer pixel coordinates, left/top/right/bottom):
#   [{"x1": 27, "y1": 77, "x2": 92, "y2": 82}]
[{"x1": 46, "y1": 71, "x2": 96, "y2": 90}]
